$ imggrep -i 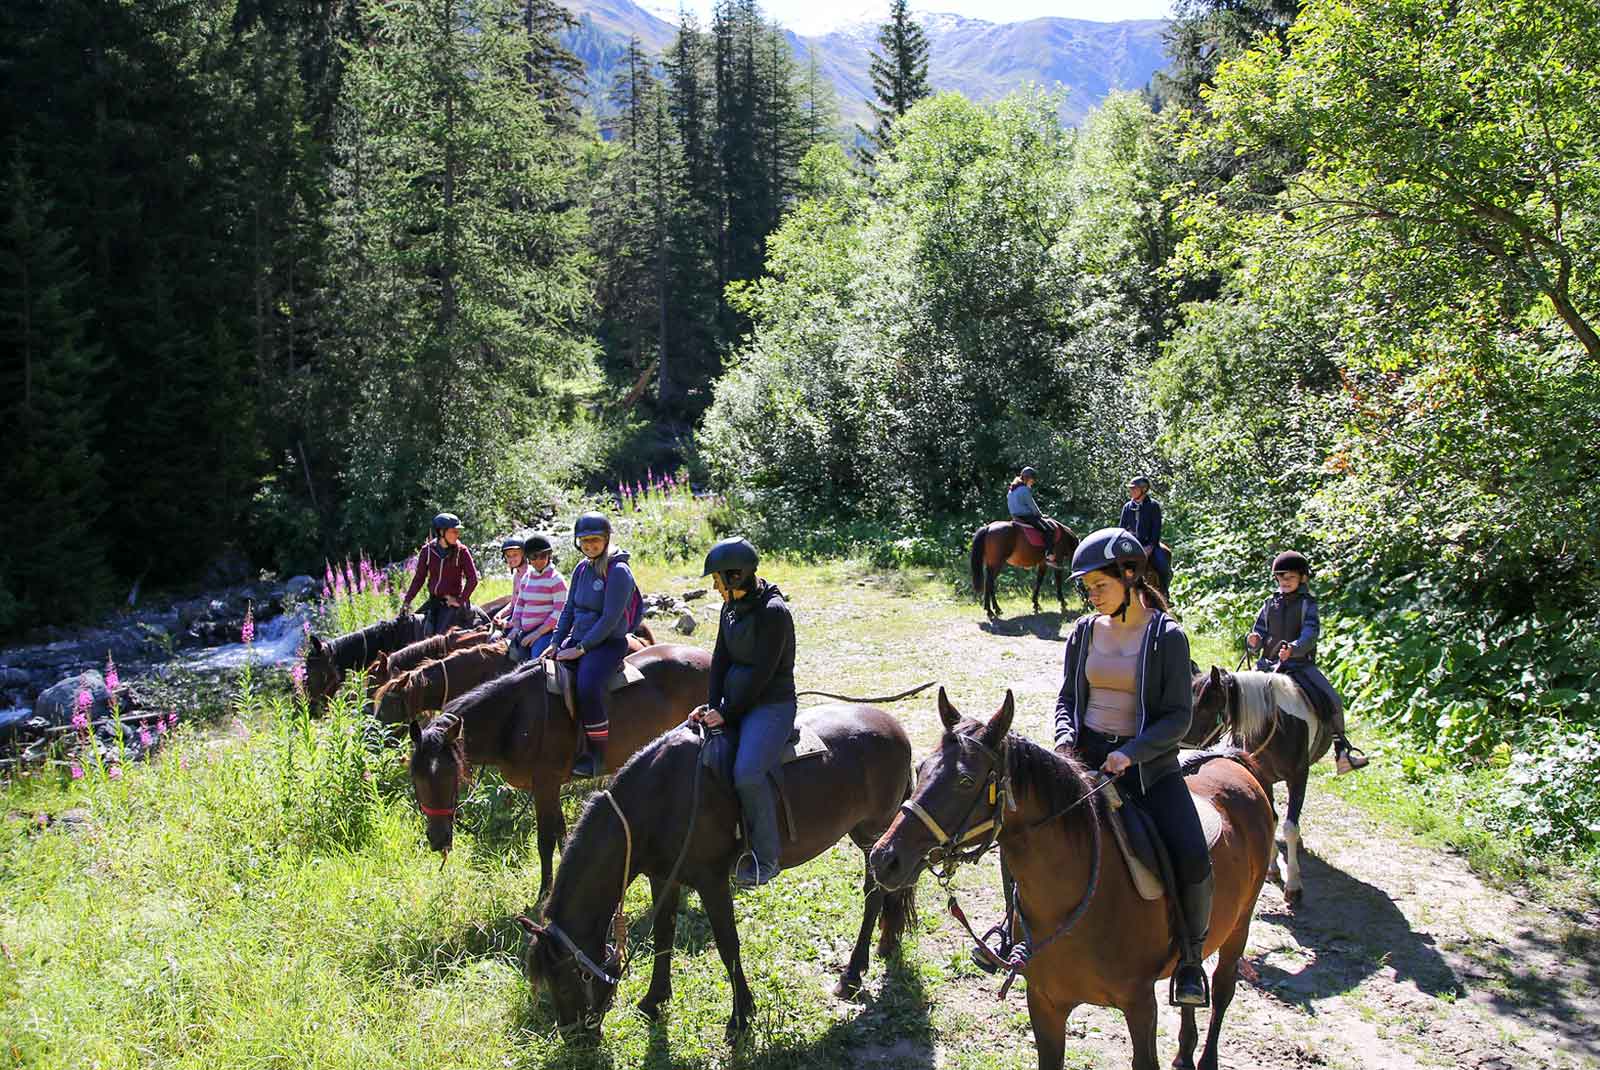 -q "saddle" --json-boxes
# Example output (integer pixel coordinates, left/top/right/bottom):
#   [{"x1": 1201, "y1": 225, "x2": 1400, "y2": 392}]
[
  {"x1": 544, "y1": 657, "x2": 647, "y2": 766},
  {"x1": 1016, "y1": 518, "x2": 1064, "y2": 551},
  {"x1": 702, "y1": 721, "x2": 828, "y2": 844},
  {"x1": 1105, "y1": 771, "x2": 1225, "y2": 902}
]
